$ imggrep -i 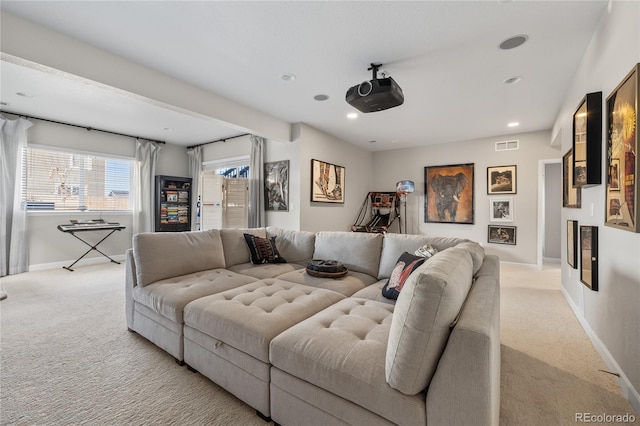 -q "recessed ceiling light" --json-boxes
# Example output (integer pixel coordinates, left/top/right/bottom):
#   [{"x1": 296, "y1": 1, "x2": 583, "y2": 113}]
[
  {"x1": 499, "y1": 35, "x2": 528, "y2": 50},
  {"x1": 16, "y1": 92, "x2": 34, "y2": 98},
  {"x1": 507, "y1": 122, "x2": 520, "y2": 127},
  {"x1": 0, "y1": 101, "x2": 8, "y2": 106},
  {"x1": 347, "y1": 112, "x2": 358, "y2": 119},
  {"x1": 314, "y1": 94, "x2": 329, "y2": 101},
  {"x1": 503, "y1": 76, "x2": 523, "y2": 85},
  {"x1": 369, "y1": 140, "x2": 377, "y2": 144},
  {"x1": 163, "y1": 127, "x2": 173, "y2": 131},
  {"x1": 280, "y1": 73, "x2": 296, "y2": 82}
]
